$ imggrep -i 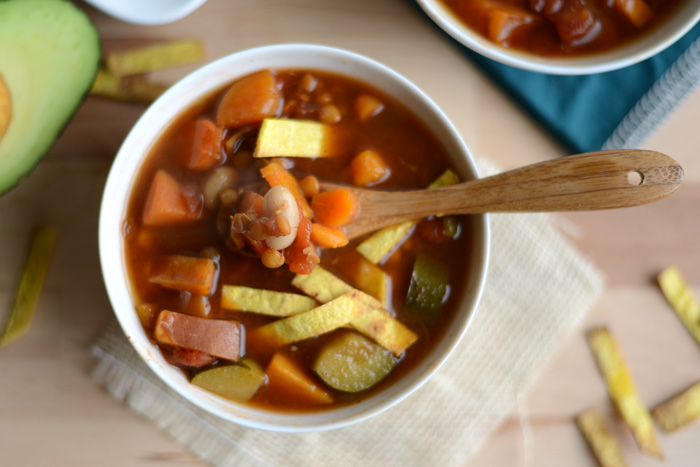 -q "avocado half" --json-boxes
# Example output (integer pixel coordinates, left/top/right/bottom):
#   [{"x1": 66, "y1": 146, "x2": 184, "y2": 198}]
[{"x1": 0, "y1": 0, "x2": 101, "y2": 196}]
